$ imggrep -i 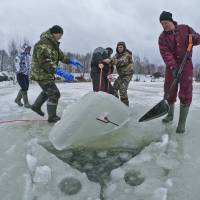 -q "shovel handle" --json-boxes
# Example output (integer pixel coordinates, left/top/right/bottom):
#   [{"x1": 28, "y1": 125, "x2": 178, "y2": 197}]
[
  {"x1": 98, "y1": 67, "x2": 103, "y2": 91},
  {"x1": 187, "y1": 34, "x2": 193, "y2": 52}
]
